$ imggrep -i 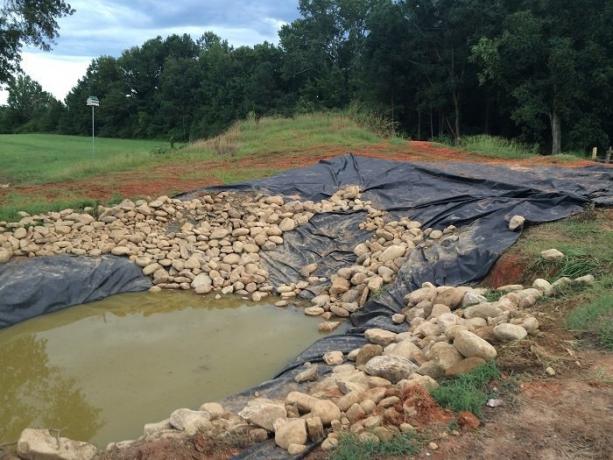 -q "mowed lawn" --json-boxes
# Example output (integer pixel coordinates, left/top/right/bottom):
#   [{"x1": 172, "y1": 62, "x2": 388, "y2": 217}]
[
  {"x1": 0, "y1": 134, "x2": 168, "y2": 185},
  {"x1": 0, "y1": 113, "x2": 399, "y2": 221}
]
